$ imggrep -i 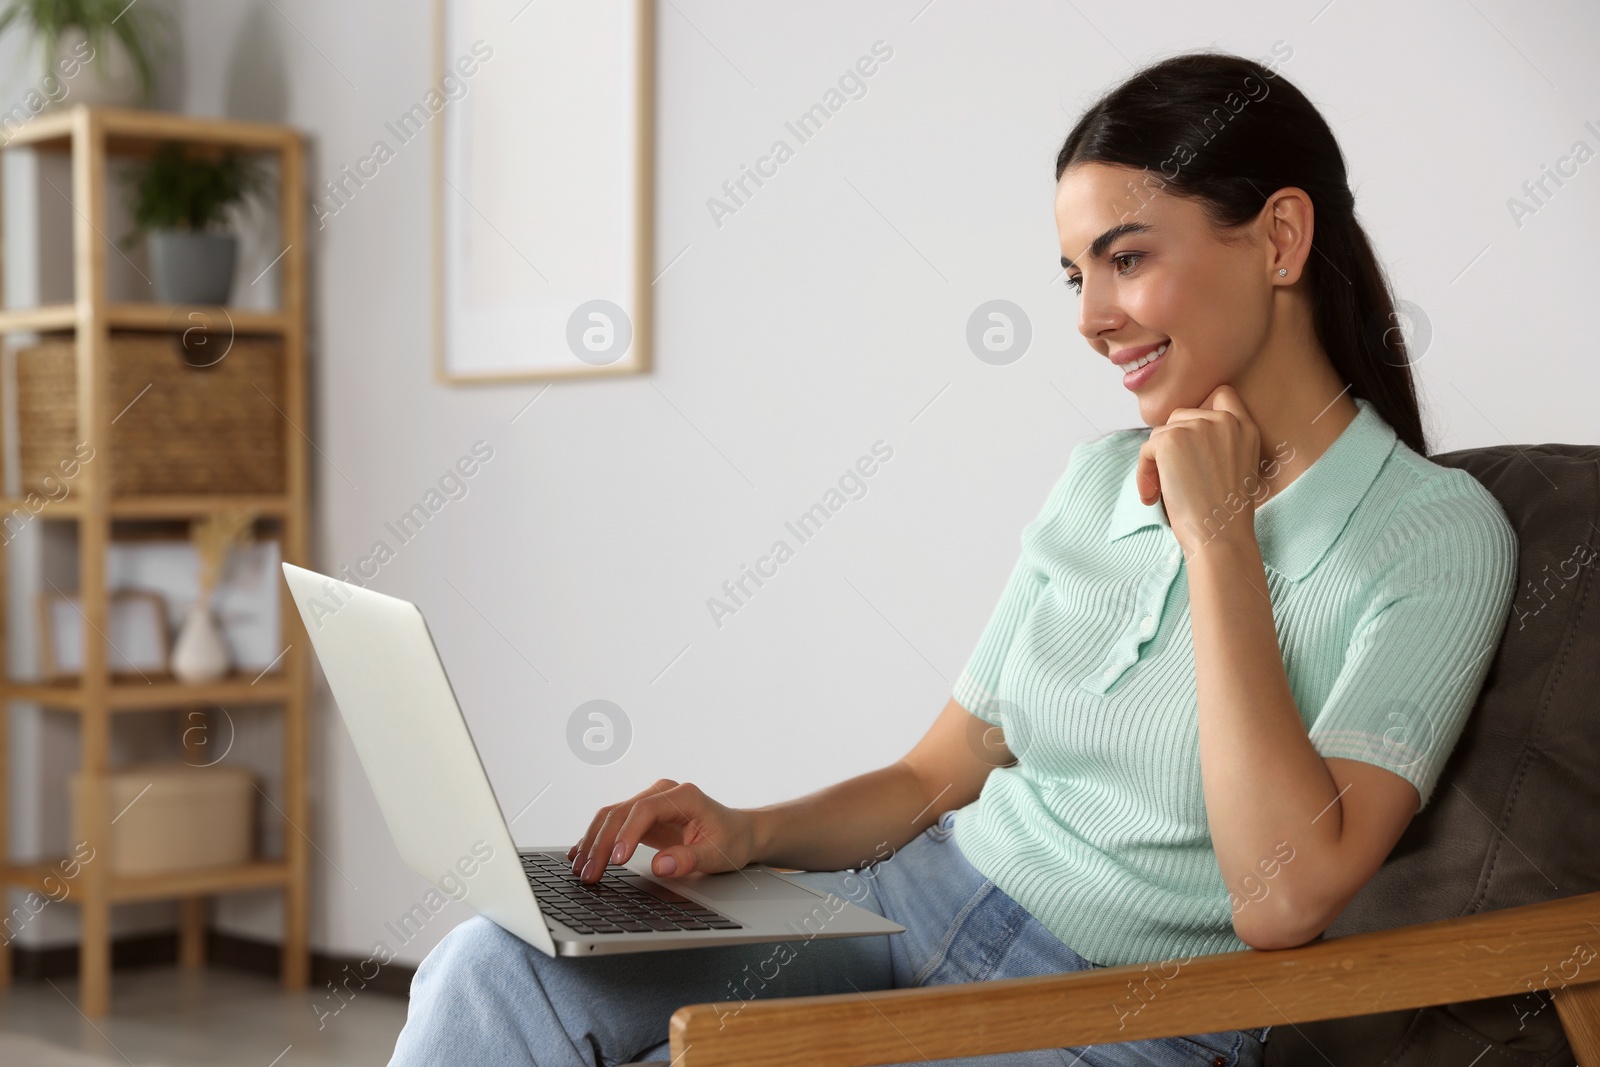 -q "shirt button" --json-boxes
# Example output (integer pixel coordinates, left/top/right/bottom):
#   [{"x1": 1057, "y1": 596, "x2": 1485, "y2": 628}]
[
  {"x1": 1138, "y1": 615, "x2": 1156, "y2": 637},
  {"x1": 1168, "y1": 547, "x2": 1181, "y2": 566}
]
